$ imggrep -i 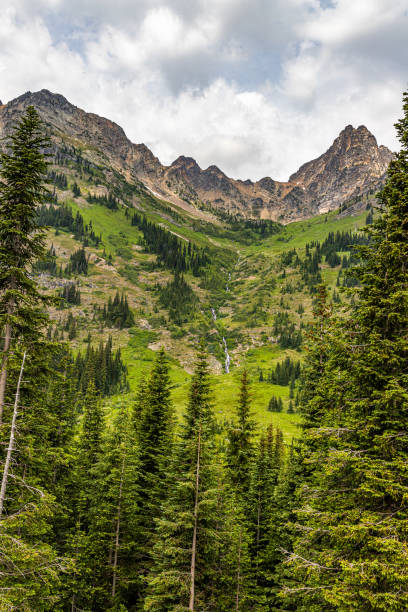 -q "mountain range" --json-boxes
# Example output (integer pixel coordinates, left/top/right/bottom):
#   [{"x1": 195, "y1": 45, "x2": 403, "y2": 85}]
[{"x1": 0, "y1": 89, "x2": 393, "y2": 222}]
